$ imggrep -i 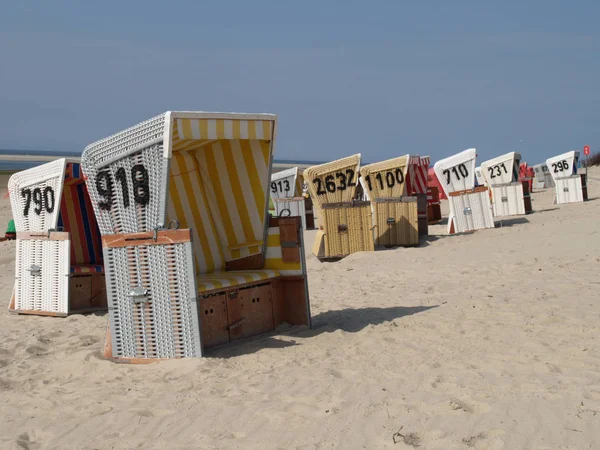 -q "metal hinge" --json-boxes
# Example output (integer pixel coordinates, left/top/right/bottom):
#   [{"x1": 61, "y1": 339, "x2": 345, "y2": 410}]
[
  {"x1": 27, "y1": 265, "x2": 41, "y2": 275},
  {"x1": 386, "y1": 217, "x2": 395, "y2": 225},
  {"x1": 501, "y1": 197, "x2": 508, "y2": 203},
  {"x1": 129, "y1": 286, "x2": 149, "y2": 303},
  {"x1": 152, "y1": 220, "x2": 180, "y2": 241}
]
